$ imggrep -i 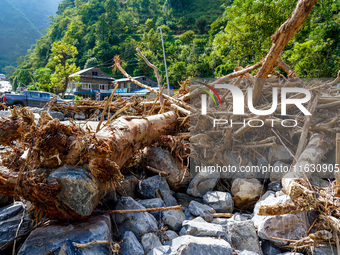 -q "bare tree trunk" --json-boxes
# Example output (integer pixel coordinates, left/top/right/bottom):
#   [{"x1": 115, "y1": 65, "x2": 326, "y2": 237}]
[
  {"x1": 252, "y1": 0, "x2": 317, "y2": 105},
  {"x1": 282, "y1": 133, "x2": 333, "y2": 210},
  {"x1": 62, "y1": 76, "x2": 69, "y2": 99}
]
